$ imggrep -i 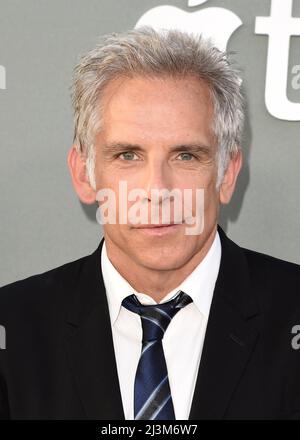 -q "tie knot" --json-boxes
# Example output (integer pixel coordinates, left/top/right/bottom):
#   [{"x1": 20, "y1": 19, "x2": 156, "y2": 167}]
[{"x1": 122, "y1": 291, "x2": 193, "y2": 342}]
